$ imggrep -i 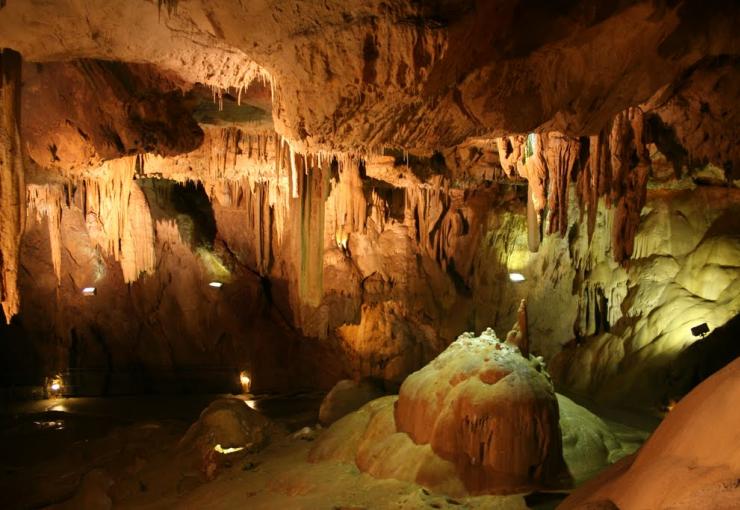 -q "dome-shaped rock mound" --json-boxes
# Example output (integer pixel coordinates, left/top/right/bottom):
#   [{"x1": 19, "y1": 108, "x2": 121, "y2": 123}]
[
  {"x1": 395, "y1": 328, "x2": 570, "y2": 494},
  {"x1": 179, "y1": 398, "x2": 275, "y2": 454}
]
